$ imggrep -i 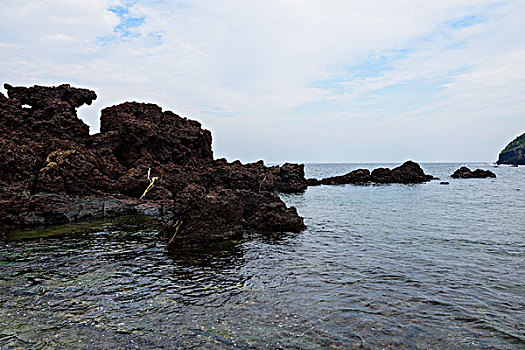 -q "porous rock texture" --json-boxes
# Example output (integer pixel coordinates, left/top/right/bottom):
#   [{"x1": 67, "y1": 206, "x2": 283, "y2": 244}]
[
  {"x1": 307, "y1": 161, "x2": 434, "y2": 186},
  {"x1": 0, "y1": 84, "x2": 307, "y2": 246}
]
